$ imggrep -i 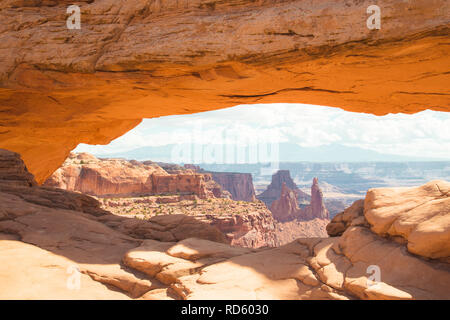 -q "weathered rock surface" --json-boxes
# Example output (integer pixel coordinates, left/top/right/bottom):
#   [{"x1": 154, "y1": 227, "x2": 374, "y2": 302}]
[
  {"x1": 275, "y1": 218, "x2": 329, "y2": 244},
  {"x1": 196, "y1": 209, "x2": 278, "y2": 248},
  {"x1": 0, "y1": 148, "x2": 449, "y2": 300},
  {"x1": 44, "y1": 153, "x2": 166, "y2": 196},
  {"x1": 326, "y1": 199, "x2": 367, "y2": 237},
  {"x1": 0, "y1": 150, "x2": 109, "y2": 216},
  {"x1": 0, "y1": 234, "x2": 130, "y2": 300},
  {"x1": 99, "y1": 214, "x2": 229, "y2": 245},
  {"x1": 0, "y1": 0, "x2": 448, "y2": 183},
  {"x1": 0, "y1": 149, "x2": 37, "y2": 187},
  {"x1": 364, "y1": 180, "x2": 450, "y2": 260}
]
